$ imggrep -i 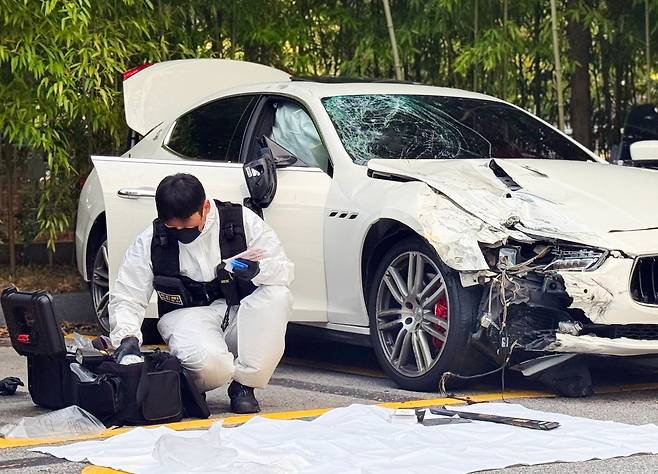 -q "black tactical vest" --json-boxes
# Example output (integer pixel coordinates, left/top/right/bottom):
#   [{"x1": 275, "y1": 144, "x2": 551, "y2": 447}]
[{"x1": 150, "y1": 200, "x2": 257, "y2": 317}]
